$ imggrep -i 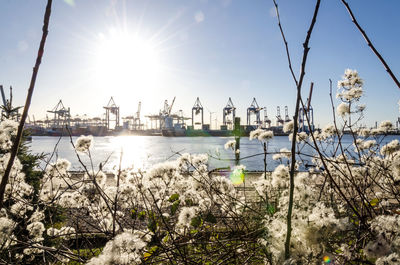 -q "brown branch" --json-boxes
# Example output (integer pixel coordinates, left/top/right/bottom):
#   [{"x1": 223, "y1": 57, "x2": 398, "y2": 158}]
[
  {"x1": 341, "y1": 0, "x2": 400, "y2": 89},
  {"x1": 0, "y1": 0, "x2": 53, "y2": 209},
  {"x1": 272, "y1": 0, "x2": 322, "y2": 260},
  {"x1": 272, "y1": 0, "x2": 299, "y2": 86}
]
